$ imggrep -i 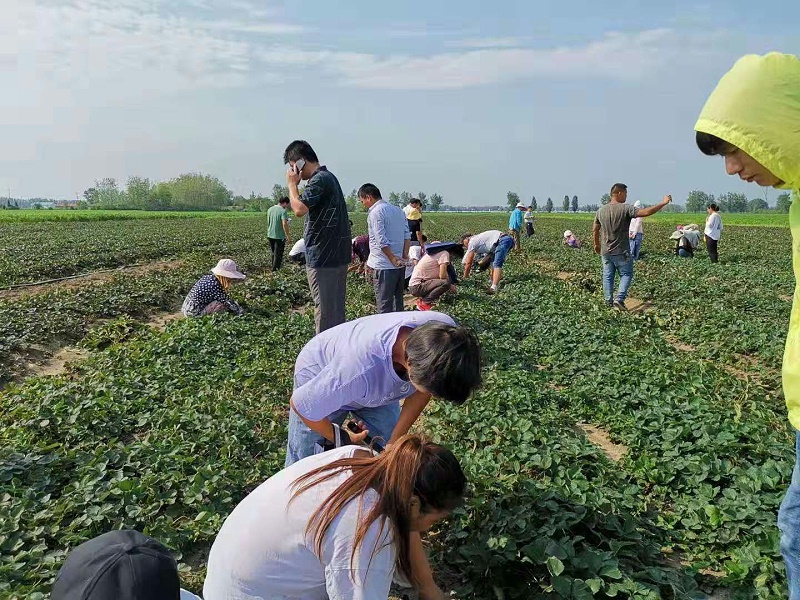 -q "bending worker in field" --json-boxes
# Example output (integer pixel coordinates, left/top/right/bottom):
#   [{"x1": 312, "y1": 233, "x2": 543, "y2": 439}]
[
  {"x1": 206, "y1": 435, "x2": 464, "y2": 600},
  {"x1": 285, "y1": 311, "x2": 482, "y2": 467},
  {"x1": 694, "y1": 52, "x2": 800, "y2": 598},
  {"x1": 461, "y1": 230, "x2": 515, "y2": 294}
]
